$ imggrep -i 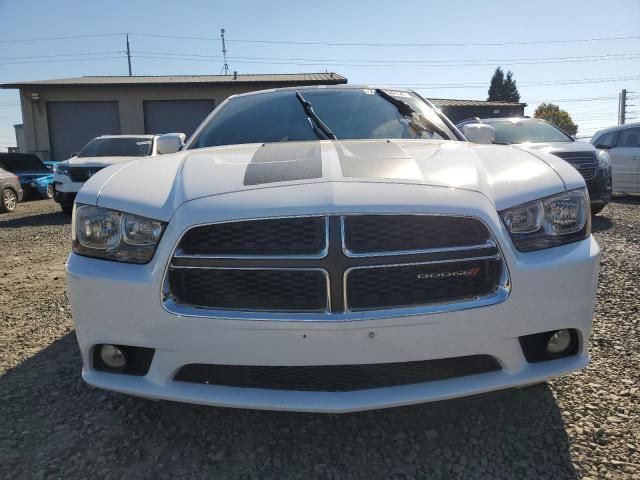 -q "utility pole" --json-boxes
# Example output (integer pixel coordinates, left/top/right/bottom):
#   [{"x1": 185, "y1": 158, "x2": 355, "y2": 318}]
[
  {"x1": 126, "y1": 34, "x2": 132, "y2": 76},
  {"x1": 221, "y1": 28, "x2": 230, "y2": 75},
  {"x1": 618, "y1": 89, "x2": 627, "y2": 125}
]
